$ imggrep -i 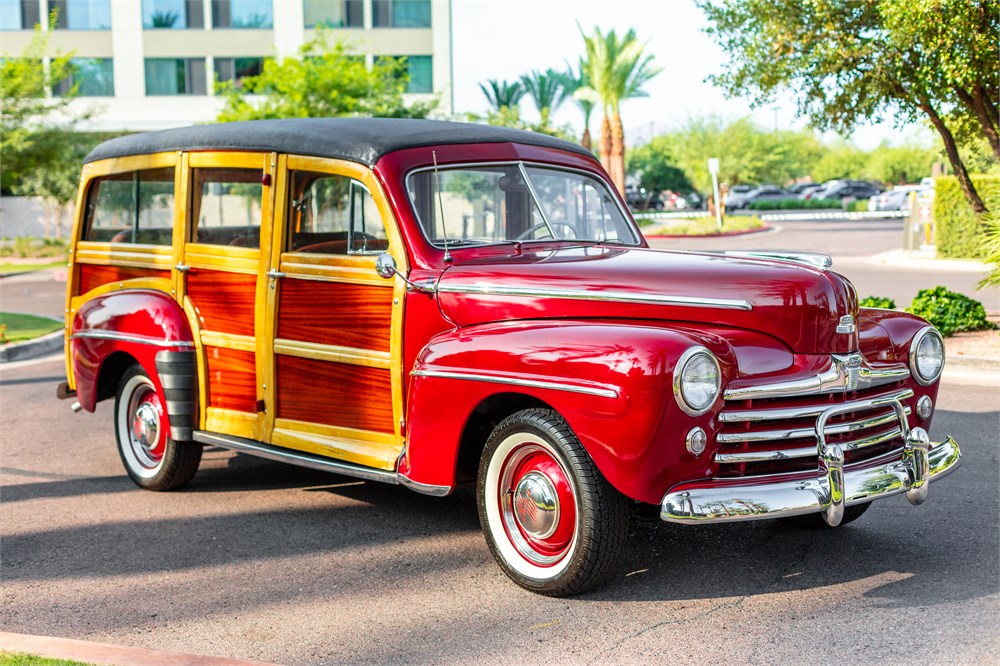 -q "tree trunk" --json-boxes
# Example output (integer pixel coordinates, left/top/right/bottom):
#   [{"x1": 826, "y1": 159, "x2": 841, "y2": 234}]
[
  {"x1": 581, "y1": 126, "x2": 592, "y2": 152},
  {"x1": 921, "y1": 99, "x2": 986, "y2": 214},
  {"x1": 957, "y1": 86, "x2": 1000, "y2": 160},
  {"x1": 599, "y1": 115, "x2": 612, "y2": 176},
  {"x1": 610, "y1": 112, "x2": 626, "y2": 195}
]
